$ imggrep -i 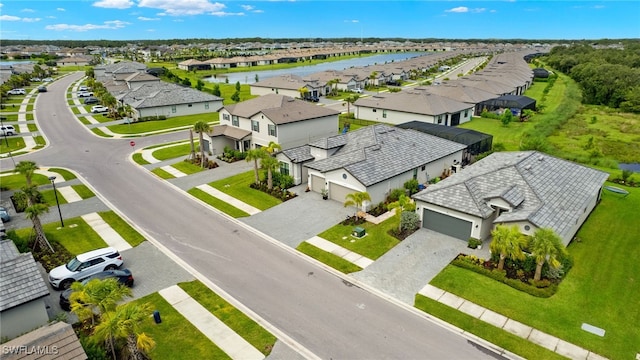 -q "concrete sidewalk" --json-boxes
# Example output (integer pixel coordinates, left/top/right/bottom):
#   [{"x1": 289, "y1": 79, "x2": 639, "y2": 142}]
[
  {"x1": 196, "y1": 184, "x2": 261, "y2": 215},
  {"x1": 305, "y1": 236, "x2": 374, "y2": 269},
  {"x1": 159, "y1": 285, "x2": 264, "y2": 360},
  {"x1": 81, "y1": 212, "x2": 132, "y2": 252}
]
